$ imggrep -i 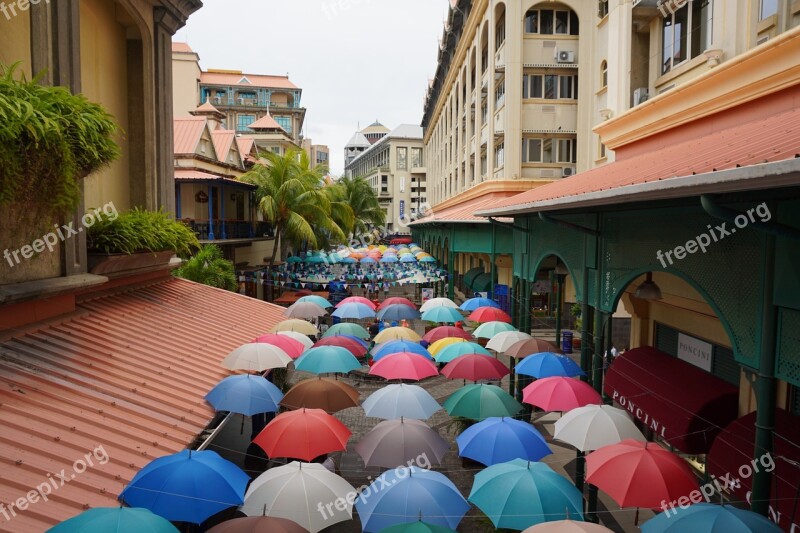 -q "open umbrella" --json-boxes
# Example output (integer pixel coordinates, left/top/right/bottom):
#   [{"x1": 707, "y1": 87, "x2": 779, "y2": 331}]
[
  {"x1": 468, "y1": 307, "x2": 511, "y2": 323},
  {"x1": 253, "y1": 333, "x2": 306, "y2": 359},
  {"x1": 286, "y1": 256, "x2": 303, "y2": 264},
  {"x1": 378, "y1": 297, "x2": 417, "y2": 310},
  {"x1": 469, "y1": 459, "x2": 584, "y2": 530},
  {"x1": 456, "y1": 417, "x2": 551, "y2": 465},
  {"x1": 379, "y1": 522, "x2": 455, "y2": 533},
  {"x1": 355, "y1": 466, "x2": 470, "y2": 532},
  {"x1": 221, "y1": 343, "x2": 293, "y2": 372},
  {"x1": 271, "y1": 319, "x2": 318, "y2": 335},
  {"x1": 369, "y1": 352, "x2": 439, "y2": 381},
  {"x1": 422, "y1": 326, "x2": 473, "y2": 343},
  {"x1": 640, "y1": 503, "x2": 782, "y2": 532},
  {"x1": 443, "y1": 384, "x2": 523, "y2": 420},
  {"x1": 119, "y1": 450, "x2": 249, "y2": 524},
  {"x1": 378, "y1": 304, "x2": 421, "y2": 321},
  {"x1": 253, "y1": 408, "x2": 351, "y2": 461},
  {"x1": 435, "y1": 342, "x2": 492, "y2": 364},
  {"x1": 362, "y1": 383, "x2": 441, "y2": 420},
  {"x1": 380, "y1": 255, "x2": 398, "y2": 263},
  {"x1": 298, "y1": 295, "x2": 333, "y2": 308},
  {"x1": 333, "y1": 302, "x2": 376, "y2": 320},
  {"x1": 400, "y1": 255, "x2": 417, "y2": 263},
  {"x1": 372, "y1": 340, "x2": 433, "y2": 361},
  {"x1": 523, "y1": 377, "x2": 602, "y2": 411},
  {"x1": 523, "y1": 521, "x2": 613, "y2": 533},
  {"x1": 207, "y1": 516, "x2": 307, "y2": 533},
  {"x1": 505, "y1": 338, "x2": 560, "y2": 358},
  {"x1": 324, "y1": 322, "x2": 370, "y2": 339},
  {"x1": 473, "y1": 321, "x2": 517, "y2": 338},
  {"x1": 336, "y1": 296, "x2": 377, "y2": 309},
  {"x1": 280, "y1": 377, "x2": 360, "y2": 413},
  {"x1": 441, "y1": 354, "x2": 509, "y2": 381},
  {"x1": 241, "y1": 462, "x2": 355, "y2": 533},
  {"x1": 516, "y1": 352, "x2": 586, "y2": 378},
  {"x1": 294, "y1": 346, "x2": 362, "y2": 374},
  {"x1": 375, "y1": 326, "x2": 421, "y2": 343},
  {"x1": 205, "y1": 374, "x2": 284, "y2": 416},
  {"x1": 554, "y1": 404, "x2": 645, "y2": 451},
  {"x1": 276, "y1": 330, "x2": 314, "y2": 349},
  {"x1": 428, "y1": 337, "x2": 467, "y2": 356},
  {"x1": 421, "y1": 306, "x2": 464, "y2": 324},
  {"x1": 284, "y1": 301, "x2": 328, "y2": 319},
  {"x1": 460, "y1": 297, "x2": 501, "y2": 311},
  {"x1": 485, "y1": 331, "x2": 532, "y2": 353},
  {"x1": 47, "y1": 507, "x2": 179, "y2": 533},
  {"x1": 314, "y1": 336, "x2": 368, "y2": 357},
  {"x1": 419, "y1": 297, "x2": 458, "y2": 312},
  {"x1": 354, "y1": 418, "x2": 449, "y2": 468}
]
